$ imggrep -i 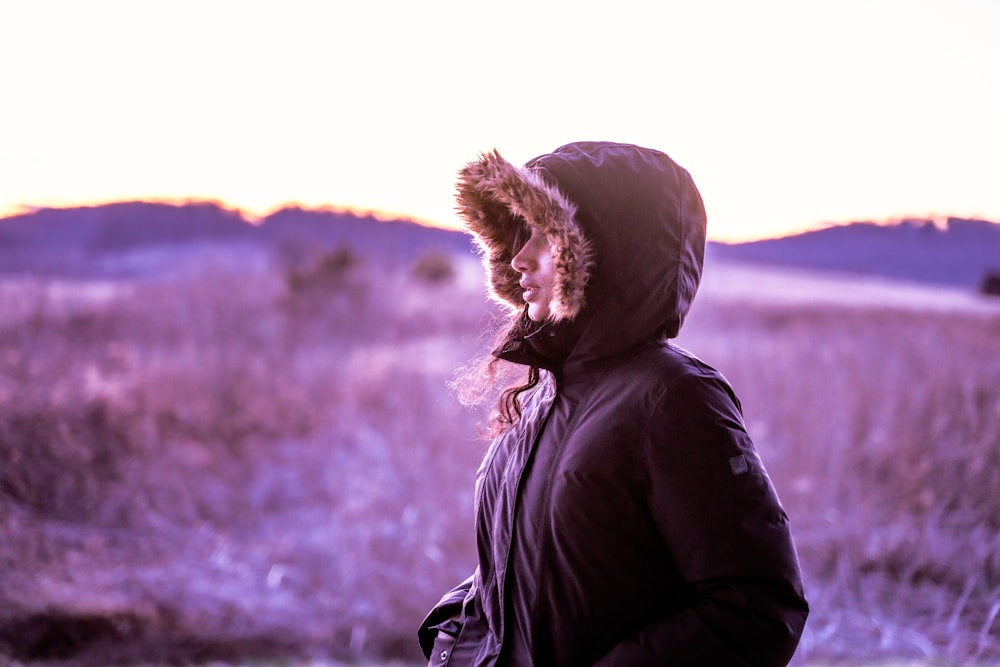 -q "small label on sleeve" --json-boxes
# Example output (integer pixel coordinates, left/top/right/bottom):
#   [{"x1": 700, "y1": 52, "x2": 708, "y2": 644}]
[{"x1": 729, "y1": 454, "x2": 749, "y2": 475}]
